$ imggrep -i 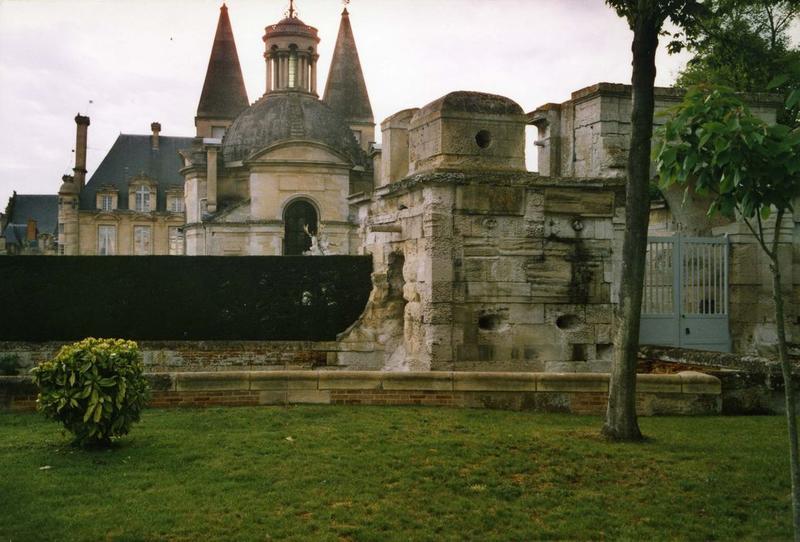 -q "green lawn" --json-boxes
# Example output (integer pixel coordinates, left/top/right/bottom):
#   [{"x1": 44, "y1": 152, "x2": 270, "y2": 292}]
[{"x1": 0, "y1": 406, "x2": 792, "y2": 541}]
